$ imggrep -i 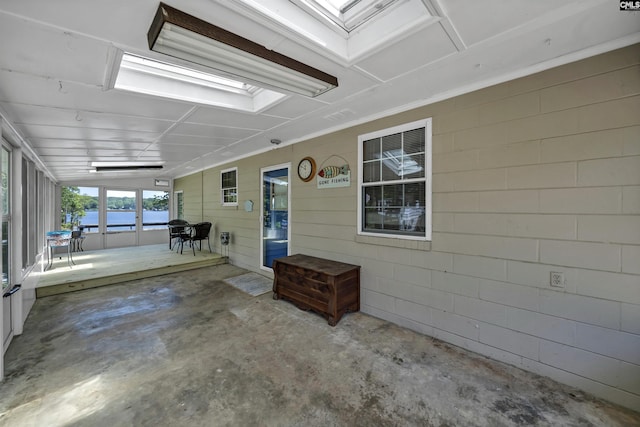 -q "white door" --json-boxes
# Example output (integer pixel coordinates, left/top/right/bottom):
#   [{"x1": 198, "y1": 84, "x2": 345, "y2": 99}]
[{"x1": 260, "y1": 164, "x2": 290, "y2": 271}]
